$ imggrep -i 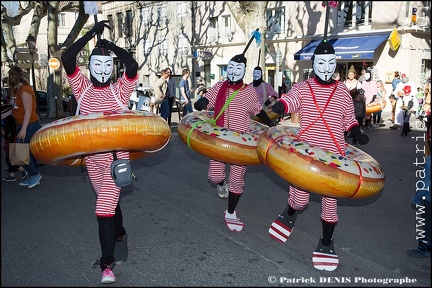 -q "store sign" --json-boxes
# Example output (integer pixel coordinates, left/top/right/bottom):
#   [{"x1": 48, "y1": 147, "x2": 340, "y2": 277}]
[
  {"x1": 388, "y1": 28, "x2": 401, "y2": 51},
  {"x1": 193, "y1": 51, "x2": 213, "y2": 60}
]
